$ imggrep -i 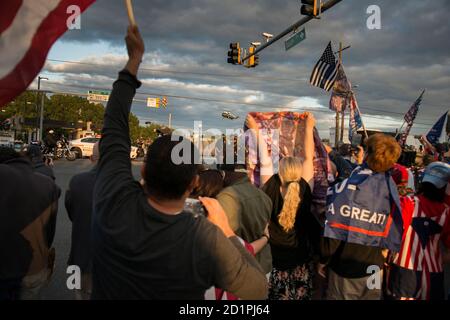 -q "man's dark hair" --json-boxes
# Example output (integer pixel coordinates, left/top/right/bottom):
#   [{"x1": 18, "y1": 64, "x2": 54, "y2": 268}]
[
  {"x1": 418, "y1": 182, "x2": 446, "y2": 202},
  {"x1": 191, "y1": 169, "x2": 224, "y2": 199},
  {"x1": 0, "y1": 146, "x2": 20, "y2": 164},
  {"x1": 145, "y1": 135, "x2": 199, "y2": 200}
]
